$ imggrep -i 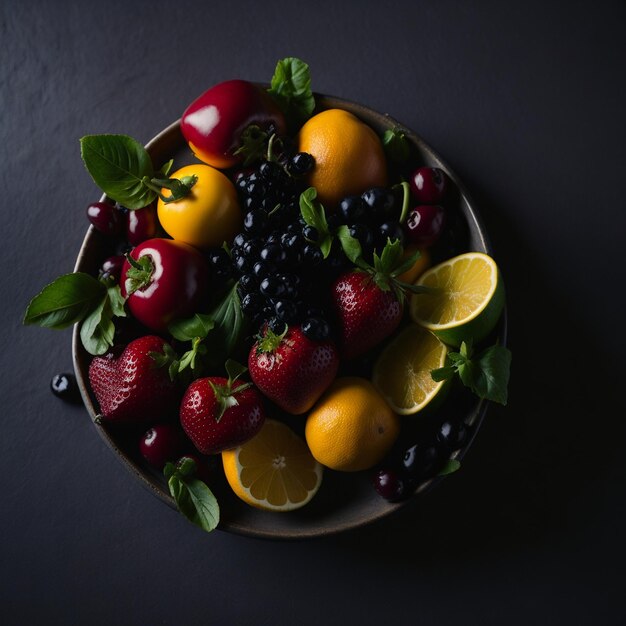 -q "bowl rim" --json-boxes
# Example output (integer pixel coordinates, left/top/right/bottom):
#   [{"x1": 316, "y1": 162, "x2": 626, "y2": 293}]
[{"x1": 72, "y1": 91, "x2": 506, "y2": 540}]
